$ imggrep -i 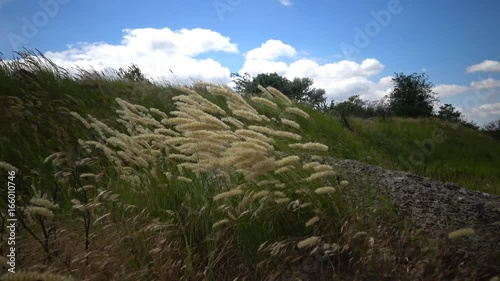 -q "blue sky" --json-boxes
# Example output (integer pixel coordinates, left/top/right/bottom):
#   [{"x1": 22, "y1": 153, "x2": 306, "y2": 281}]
[{"x1": 1, "y1": 0, "x2": 499, "y2": 125}]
